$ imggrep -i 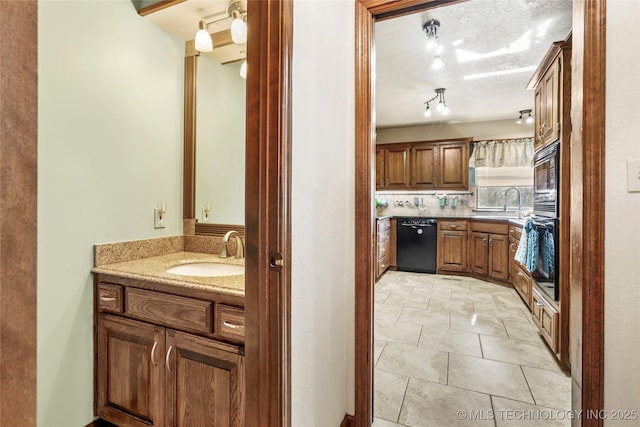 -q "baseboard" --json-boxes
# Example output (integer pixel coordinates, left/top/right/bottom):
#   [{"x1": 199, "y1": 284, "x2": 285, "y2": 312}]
[{"x1": 341, "y1": 413, "x2": 355, "y2": 427}]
